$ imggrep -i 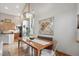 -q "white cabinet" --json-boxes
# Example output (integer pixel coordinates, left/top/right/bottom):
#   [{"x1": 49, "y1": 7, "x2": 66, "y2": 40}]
[
  {"x1": 0, "y1": 34, "x2": 14, "y2": 44},
  {"x1": 8, "y1": 34, "x2": 14, "y2": 44},
  {"x1": 0, "y1": 40, "x2": 3, "y2": 56},
  {"x1": 77, "y1": 30, "x2": 79, "y2": 41},
  {"x1": 3, "y1": 34, "x2": 8, "y2": 43}
]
